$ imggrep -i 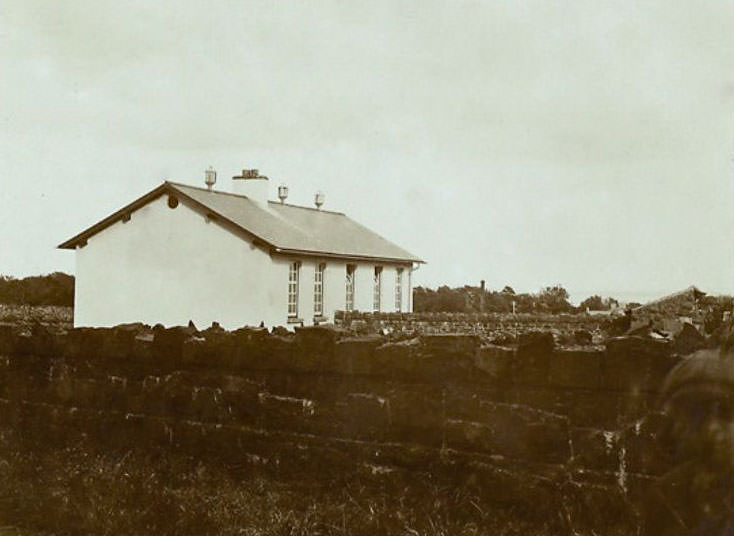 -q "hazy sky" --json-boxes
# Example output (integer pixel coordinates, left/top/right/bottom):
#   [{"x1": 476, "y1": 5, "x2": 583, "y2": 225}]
[{"x1": 2, "y1": 1, "x2": 733, "y2": 304}]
